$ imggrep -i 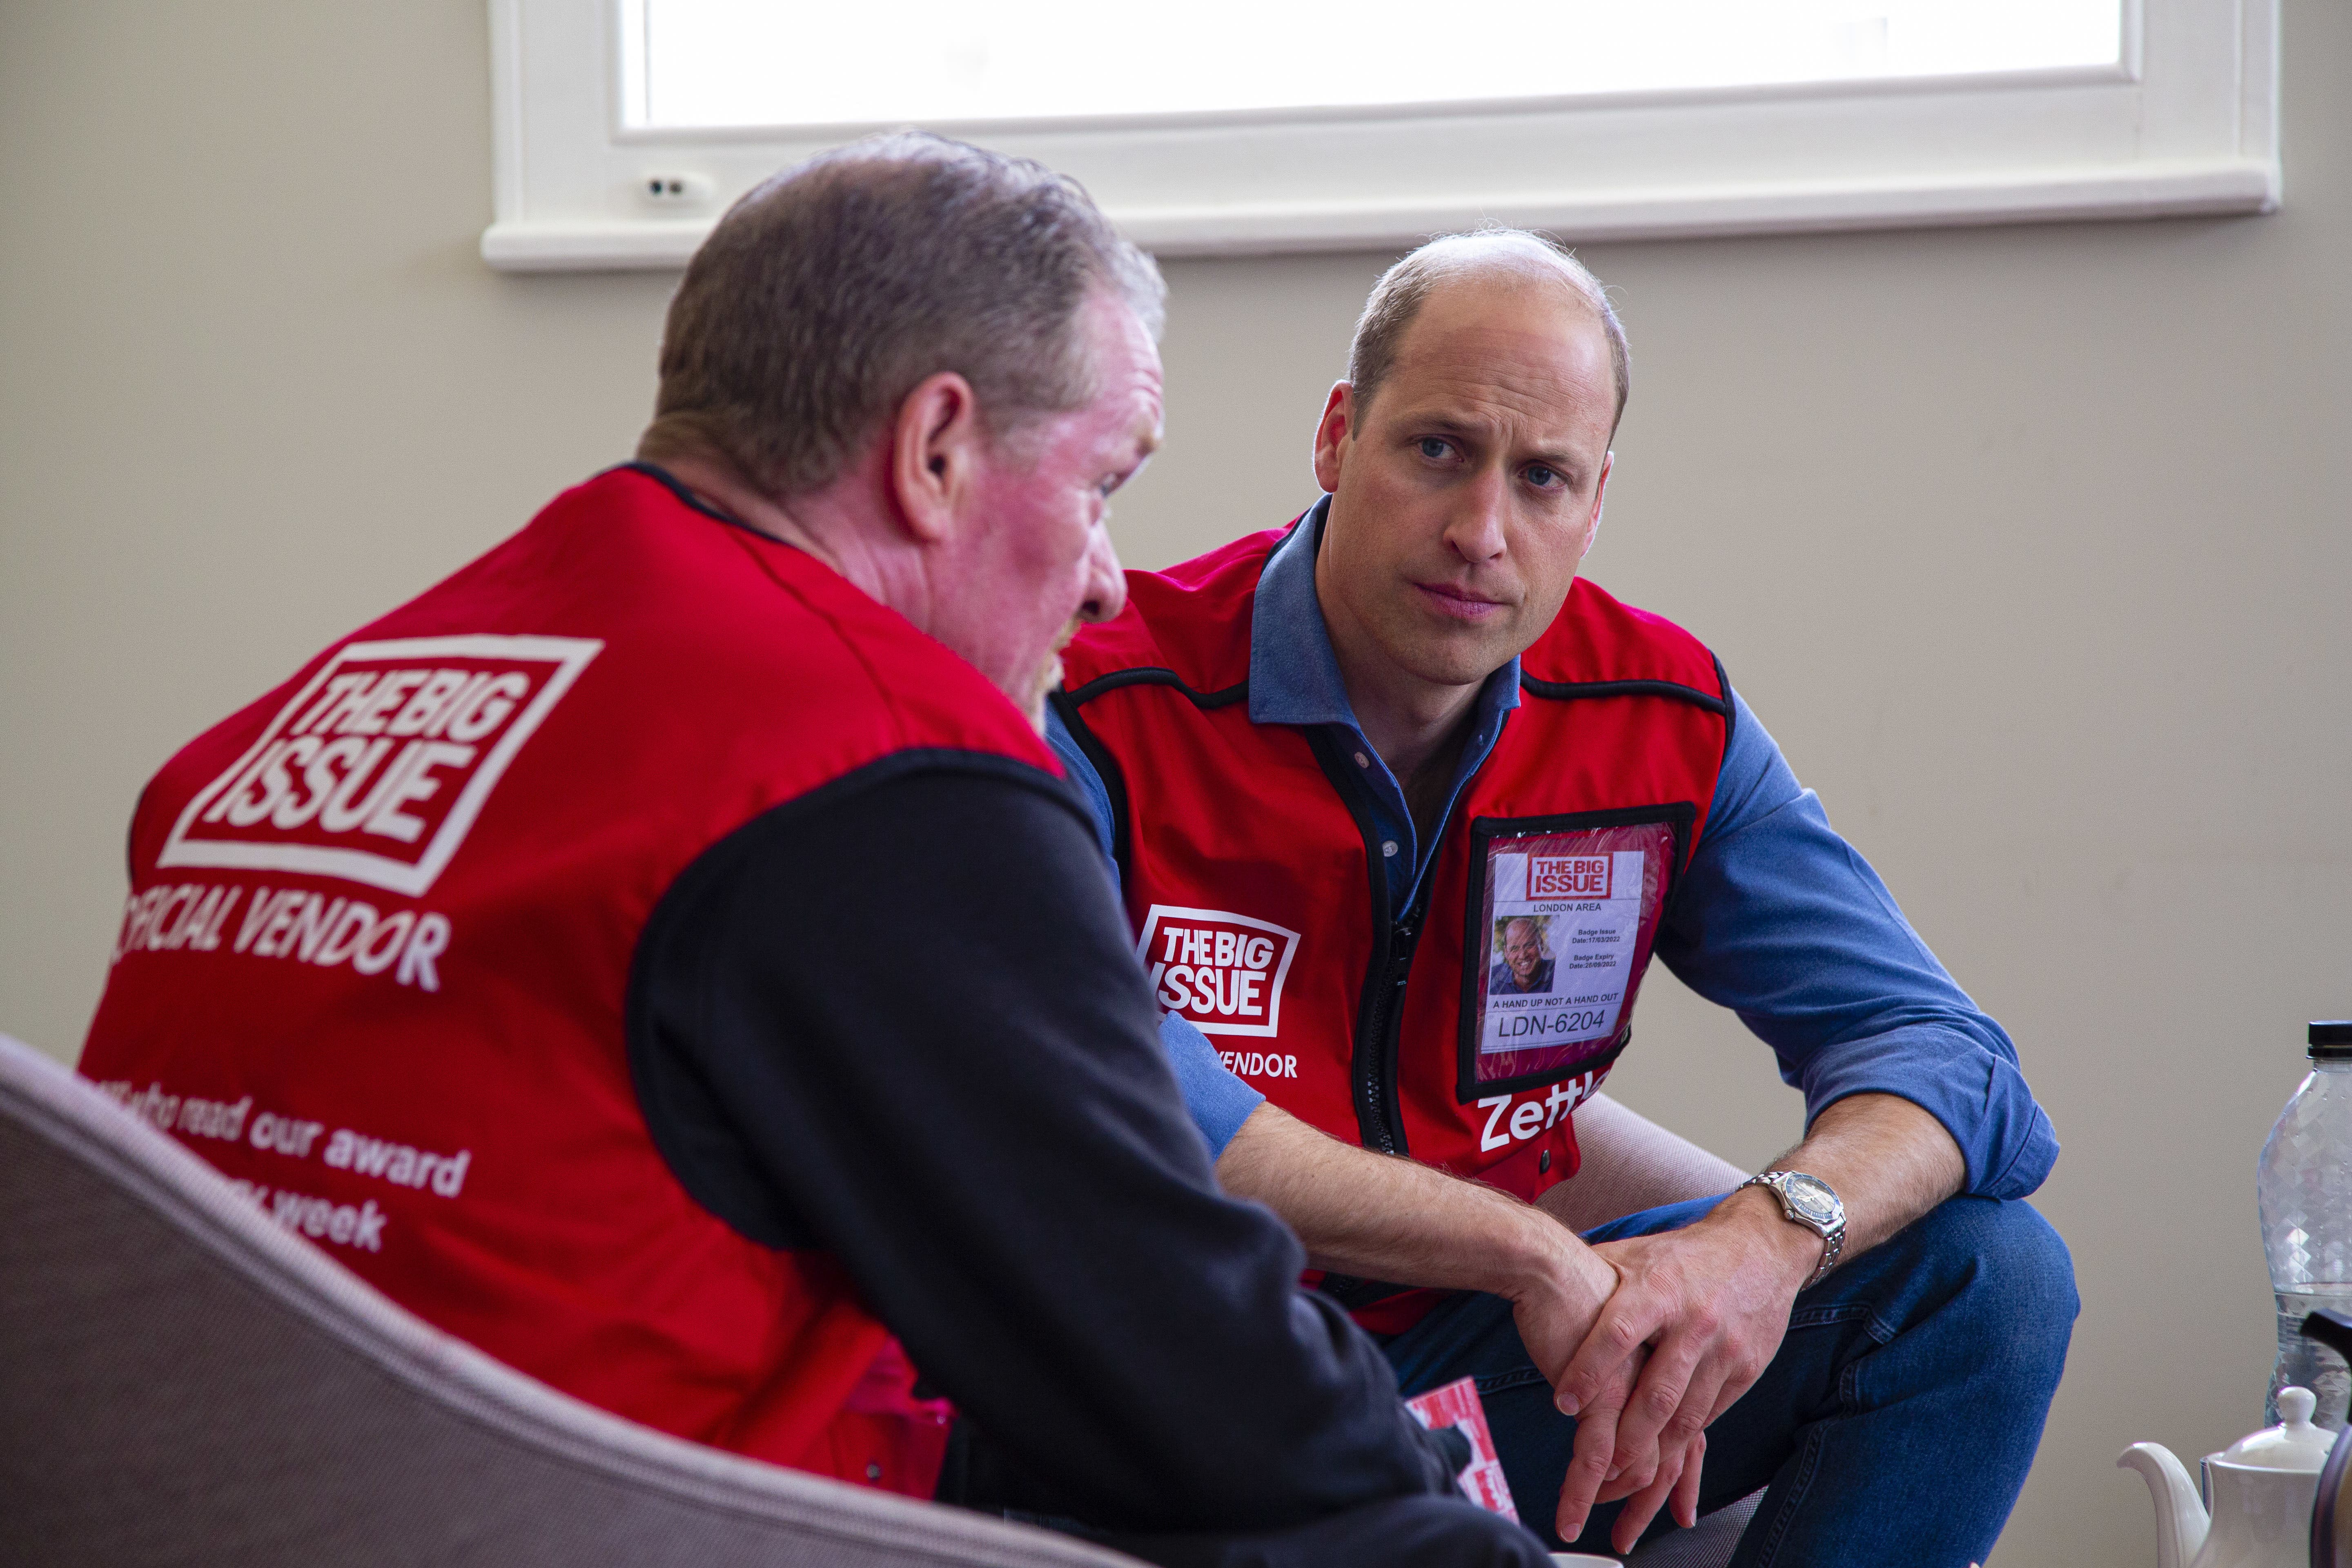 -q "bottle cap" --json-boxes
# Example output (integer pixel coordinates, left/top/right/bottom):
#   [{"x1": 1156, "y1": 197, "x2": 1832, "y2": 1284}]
[{"x1": 2312, "y1": 1022, "x2": 2352, "y2": 1058}]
